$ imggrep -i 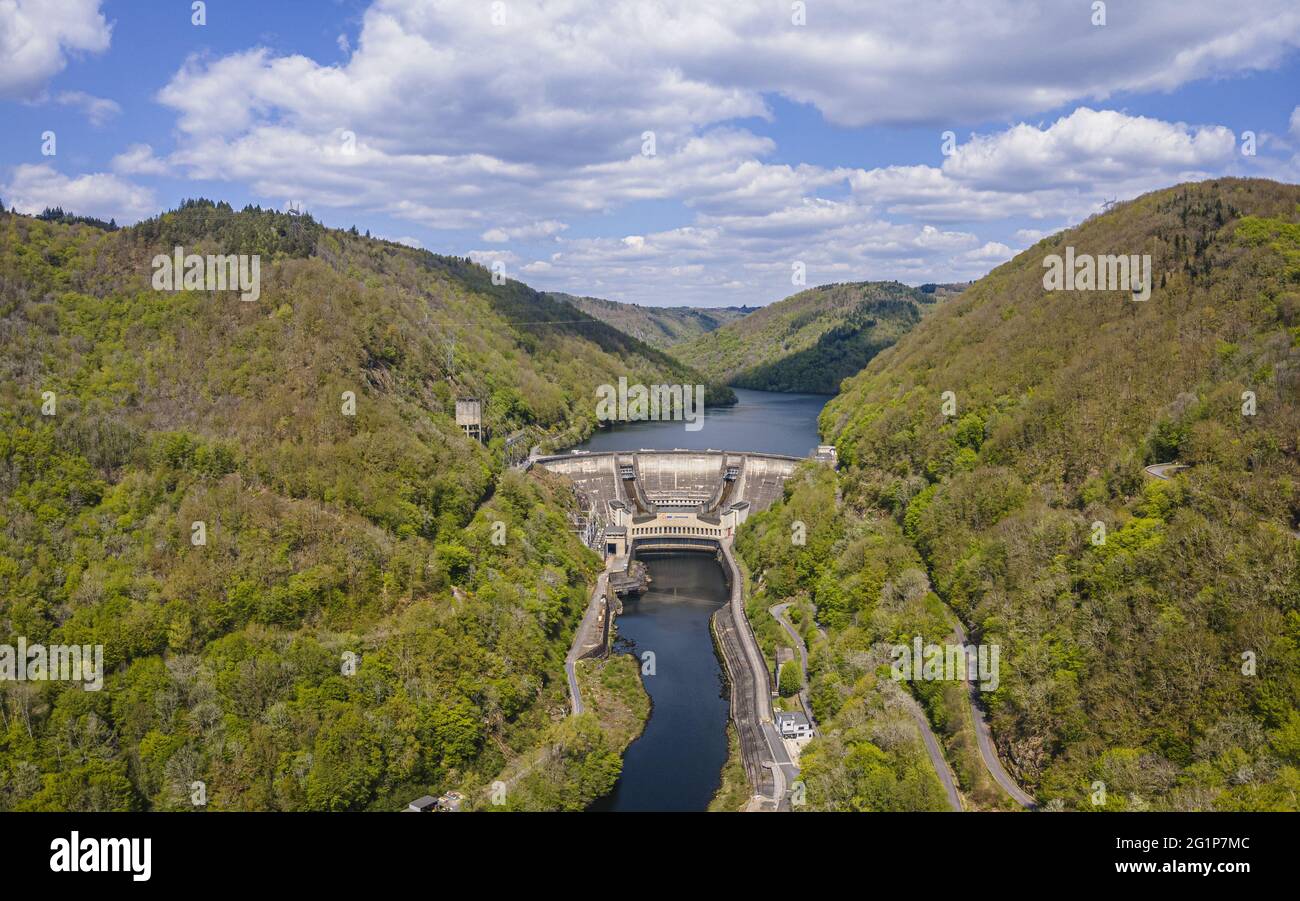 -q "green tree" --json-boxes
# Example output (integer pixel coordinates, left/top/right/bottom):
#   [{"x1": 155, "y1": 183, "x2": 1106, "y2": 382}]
[{"x1": 779, "y1": 660, "x2": 802, "y2": 697}]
